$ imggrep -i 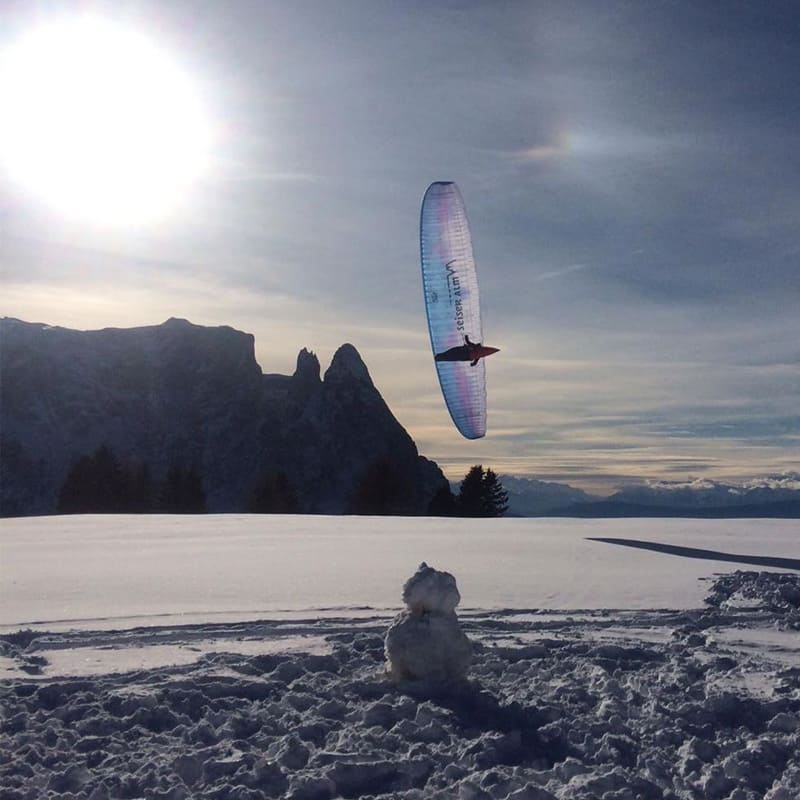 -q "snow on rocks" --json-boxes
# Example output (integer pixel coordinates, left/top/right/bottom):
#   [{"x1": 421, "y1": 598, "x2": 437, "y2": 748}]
[
  {"x1": 705, "y1": 571, "x2": 800, "y2": 629},
  {"x1": 385, "y1": 563, "x2": 473, "y2": 684},
  {"x1": 0, "y1": 570, "x2": 799, "y2": 799}
]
